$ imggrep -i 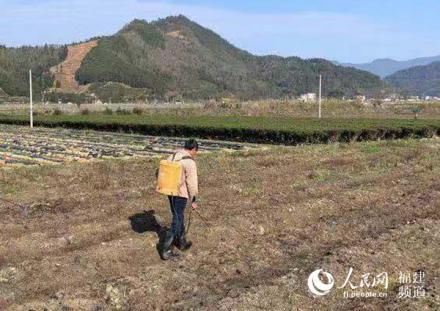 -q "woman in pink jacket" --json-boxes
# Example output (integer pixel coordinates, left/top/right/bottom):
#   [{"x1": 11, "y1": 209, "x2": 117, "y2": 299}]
[{"x1": 160, "y1": 139, "x2": 199, "y2": 260}]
